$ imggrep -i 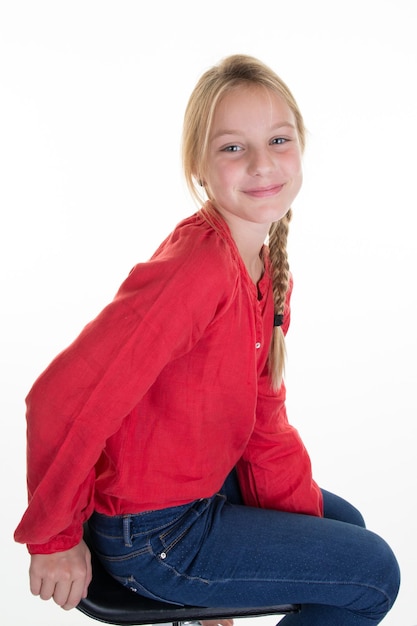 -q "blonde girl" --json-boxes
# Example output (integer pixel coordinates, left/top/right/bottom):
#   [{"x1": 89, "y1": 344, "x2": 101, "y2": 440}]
[{"x1": 15, "y1": 55, "x2": 399, "y2": 626}]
